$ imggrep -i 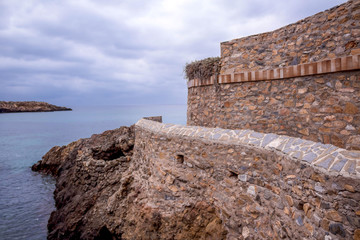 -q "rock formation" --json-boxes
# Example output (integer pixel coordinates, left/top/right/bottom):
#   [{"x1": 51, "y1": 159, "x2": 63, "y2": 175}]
[
  {"x1": 0, "y1": 101, "x2": 71, "y2": 113},
  {"x1": 32, "y1": 125, "x2": 226, "y2": 240}
]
